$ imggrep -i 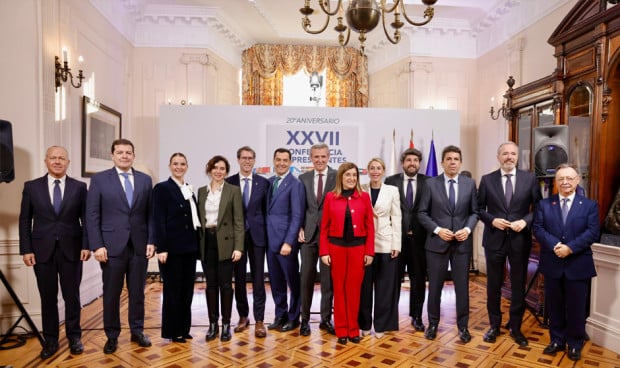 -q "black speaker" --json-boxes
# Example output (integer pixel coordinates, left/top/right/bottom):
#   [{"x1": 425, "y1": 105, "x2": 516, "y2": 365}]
[
  {"x1": 533, "y1": 125, "x2": 569, "y2": 176},
  {"x1": 0, "y1": 120, "x2": 15, "y2": 183}
]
